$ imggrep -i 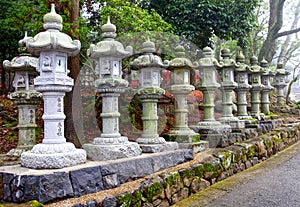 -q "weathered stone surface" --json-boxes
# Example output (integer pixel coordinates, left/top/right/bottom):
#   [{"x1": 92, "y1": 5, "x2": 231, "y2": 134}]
[
  {"x1": 102, "y1": 174, "x2": 120, "y2": 189},
  {"x1": 70, "y1": 166, "x2": 103, "y2": 197},
  {"x1": 136, "y1": 158, "x2": 154, "y2": 177},
  {"x1": 139, "y1": 142, "x2": 179, "y2": 153},
  {"x1": 83, "y1": 143, "x2": 142, "y2": 161},
  {"x1": 39, "y1": 172, "x2": 73, "y2": 203},
  {"x1": 117, "y1": 159, "x2": 137, "y2": 184},
  {"x1": 102, "y1": 196, "x2": 117, "y2": 207},
  {"x1": 151, "y1": 155, "x2": 166, "y2": 172},
  {"x1": 190, "y1": 177, "x2": 210, "y2": 194},
  {"x1": 157, "y1": 199, "x2": 169, "y2": 207},
  {"x1": 21, "y1": 149, "x2": 86, "y2": 169},
  {"x1": 2, "y1": 173, "x2": 14, "y2": 202}
]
